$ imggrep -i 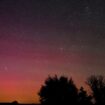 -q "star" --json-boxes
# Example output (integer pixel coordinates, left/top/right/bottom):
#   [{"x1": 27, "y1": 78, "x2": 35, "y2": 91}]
[
  {"x1": 59, "y1": 47, "x2": 64, "y2": 52},
  {"x1": 4, "y1": 66, "x2": 8, "y2": 71}
]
